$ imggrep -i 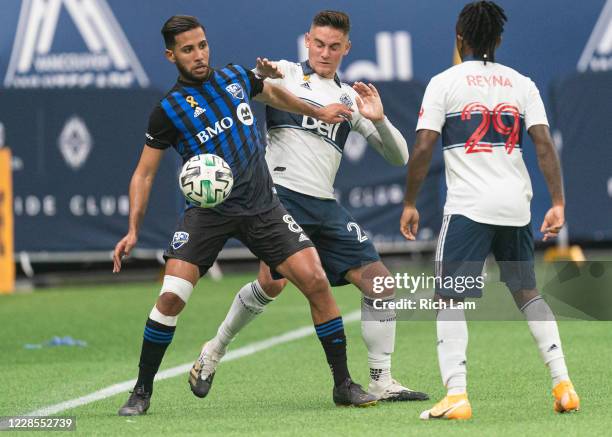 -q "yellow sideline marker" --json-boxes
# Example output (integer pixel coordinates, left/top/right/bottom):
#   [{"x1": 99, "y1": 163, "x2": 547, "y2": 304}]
[{"x1": 0, "y1": 147, "x2": 15, "y2": 294}]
